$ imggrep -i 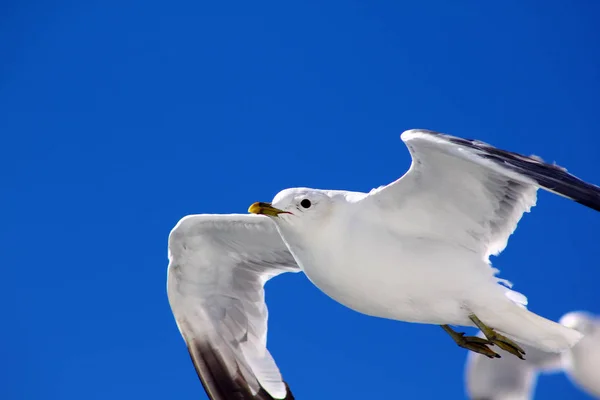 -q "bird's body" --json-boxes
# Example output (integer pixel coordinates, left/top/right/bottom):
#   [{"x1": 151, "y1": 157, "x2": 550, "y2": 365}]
[
  {"x1": 280, "y1": 196, "x2": 503, "y2": 325},
  {"x1": 167, "y1": 130, "x2": 600, "y2": 399},
  {"x1": 273, "y1": 187, "x2": 576, "y2": 353}
]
